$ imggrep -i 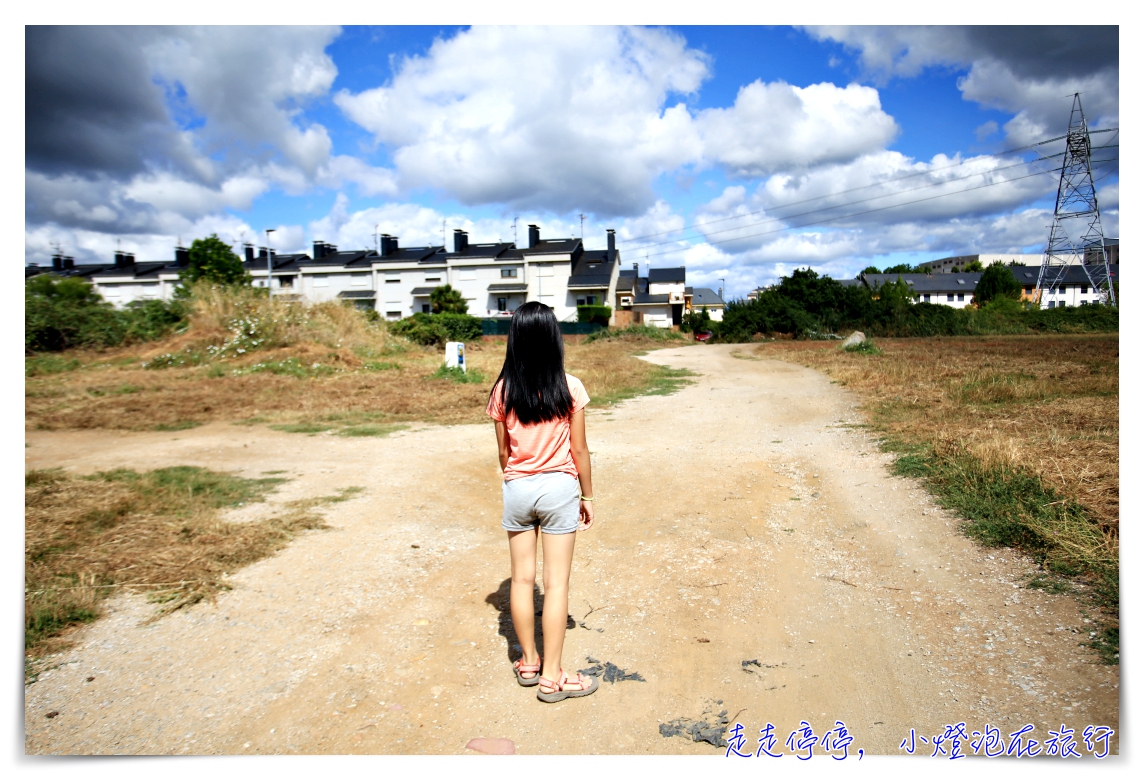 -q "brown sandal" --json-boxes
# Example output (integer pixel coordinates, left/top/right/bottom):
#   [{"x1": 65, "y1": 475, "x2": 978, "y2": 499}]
[{"x1": 537, "y1": 669, "x2": 598, "y2": 702}]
